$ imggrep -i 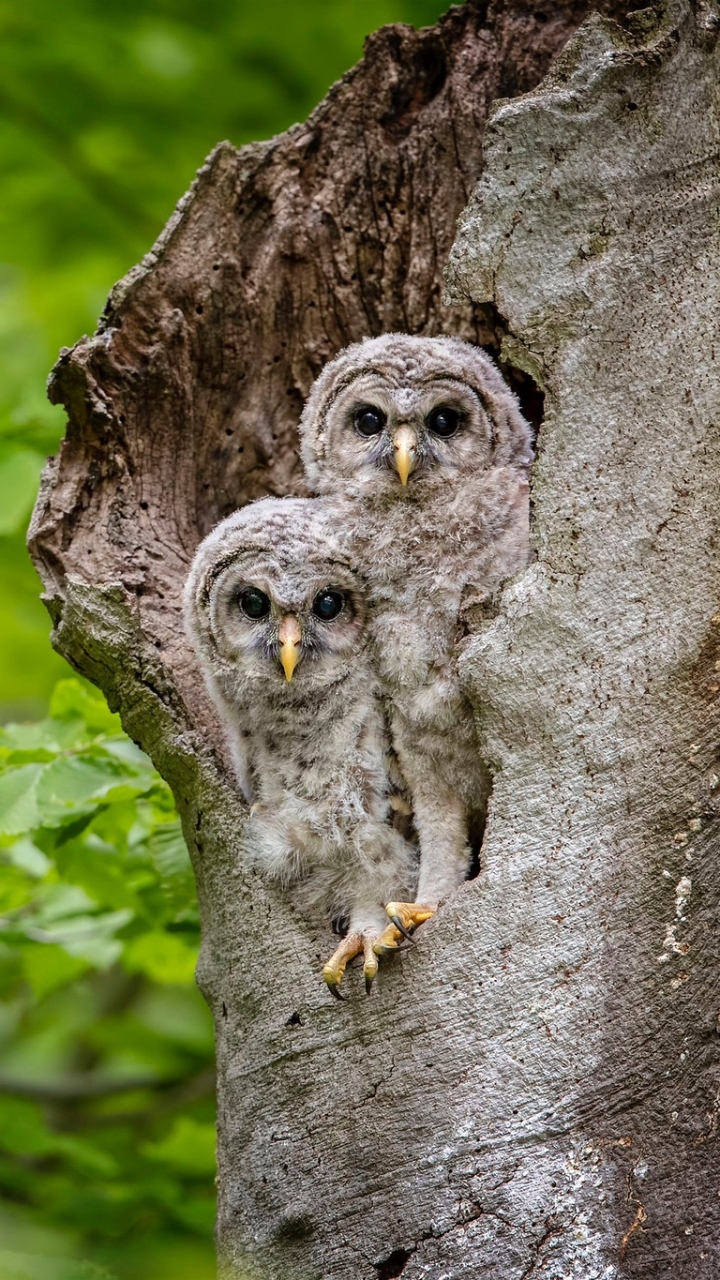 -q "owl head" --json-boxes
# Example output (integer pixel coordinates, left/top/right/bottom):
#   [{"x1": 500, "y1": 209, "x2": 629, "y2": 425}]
[
  {"x1": 299, "y1": 333, "x2": 533, "y2": 500},
  {"x1": 184, "y1": 497, "x2": 367, "y2": 696}
]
